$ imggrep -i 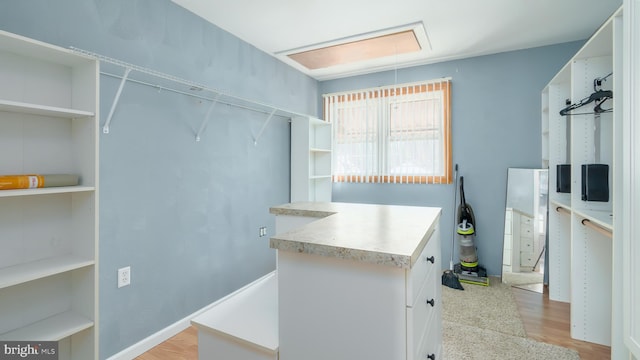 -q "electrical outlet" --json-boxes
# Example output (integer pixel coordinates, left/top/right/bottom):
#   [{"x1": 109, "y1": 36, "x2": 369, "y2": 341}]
[
  {"x1": 259, "y1": 226, "x2": 267, "y2": 237},
  {"x1": 118, "y1": 266, "x2": 131, "y2": 288}
]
